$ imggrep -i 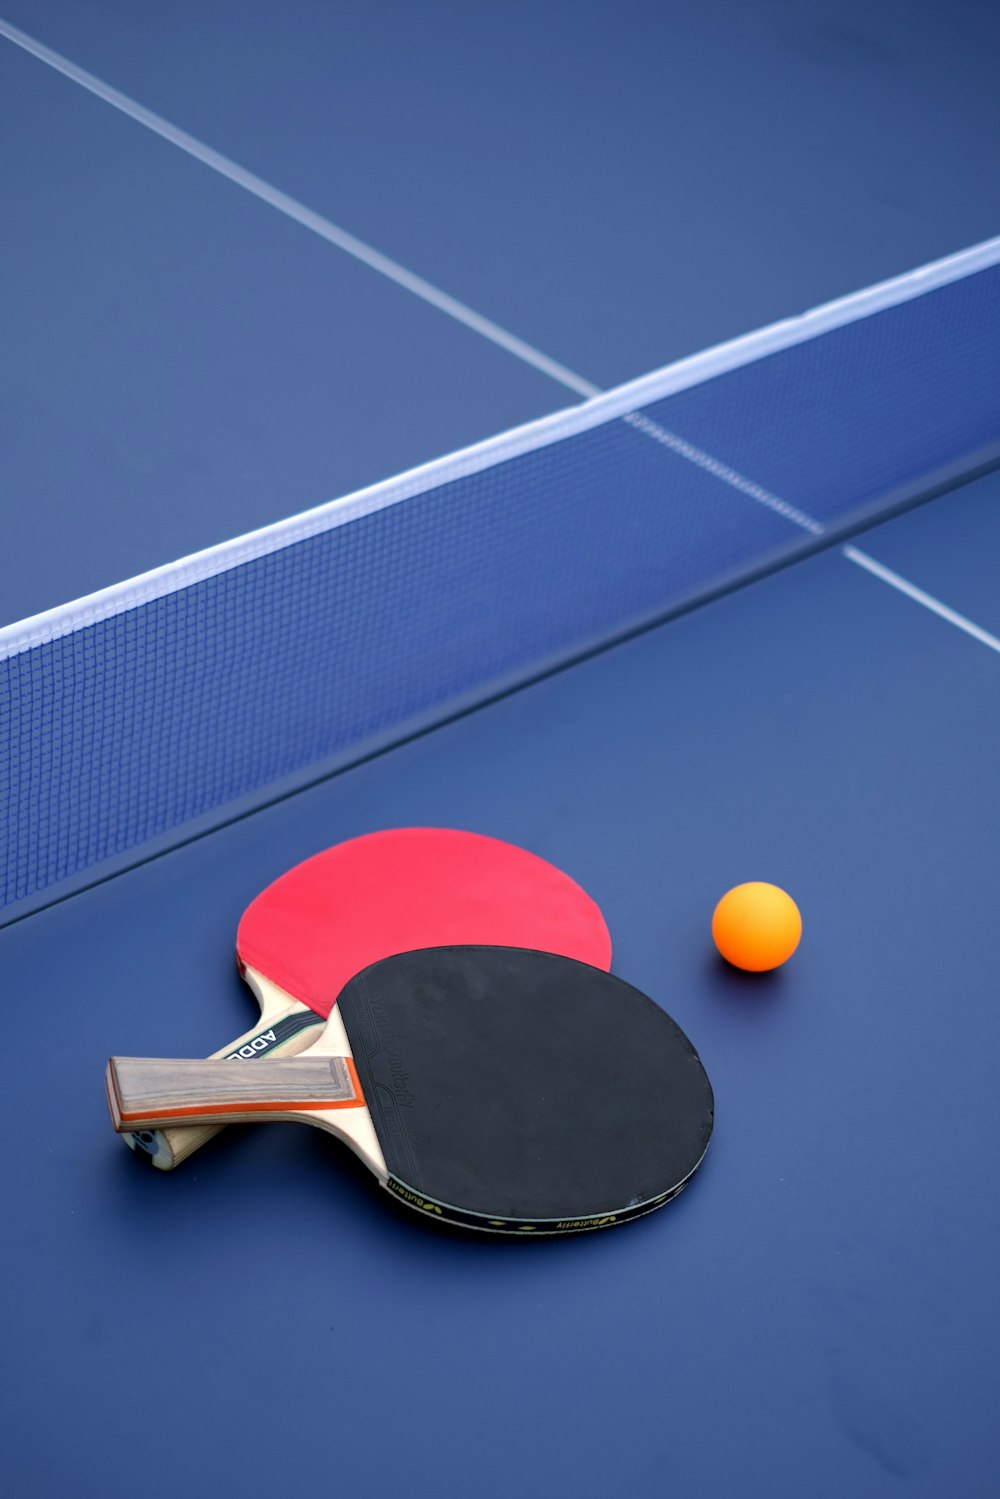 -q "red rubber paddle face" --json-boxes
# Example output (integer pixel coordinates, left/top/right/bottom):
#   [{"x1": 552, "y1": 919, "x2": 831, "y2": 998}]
[{"x1": 236, "y1": 828, "x2": 612, "y2": 1016}]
